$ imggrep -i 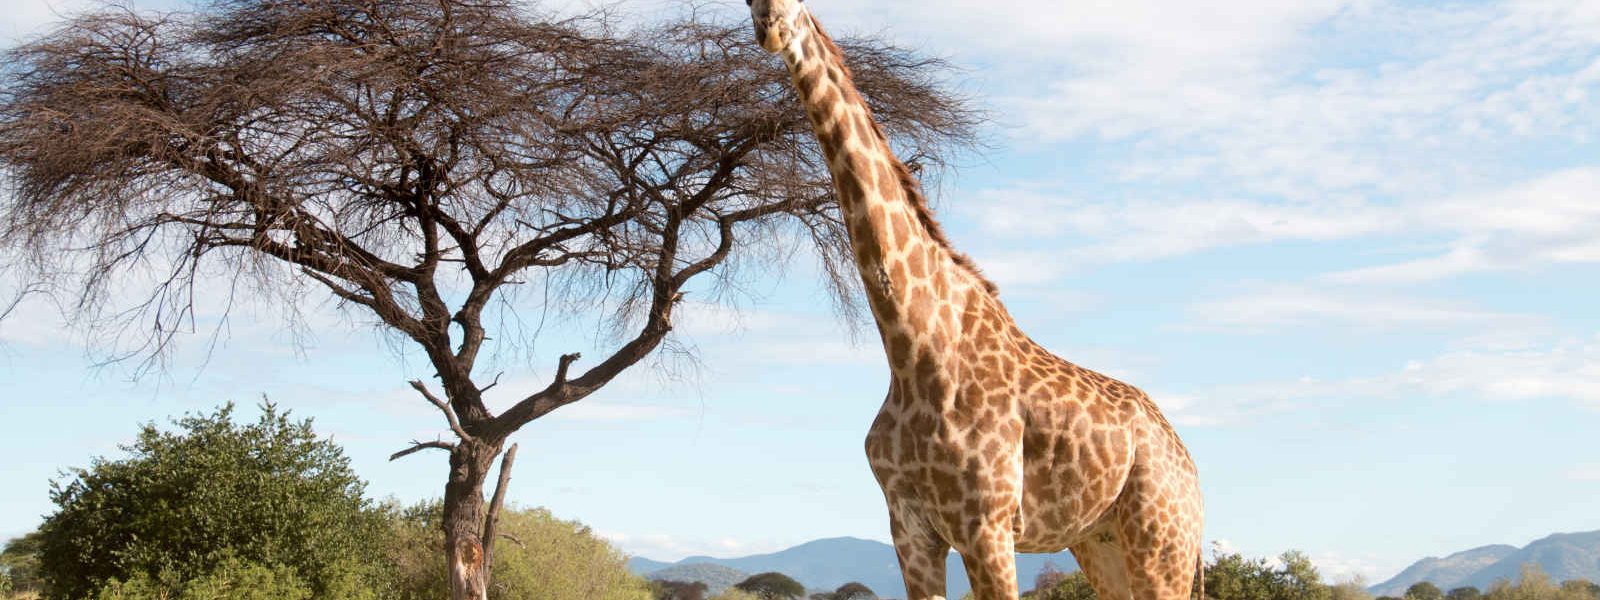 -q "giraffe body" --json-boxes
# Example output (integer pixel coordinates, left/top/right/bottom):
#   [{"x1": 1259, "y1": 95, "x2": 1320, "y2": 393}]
[{"x1": 748, "y1": 3, "x2": 1204, "y2": 599}]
